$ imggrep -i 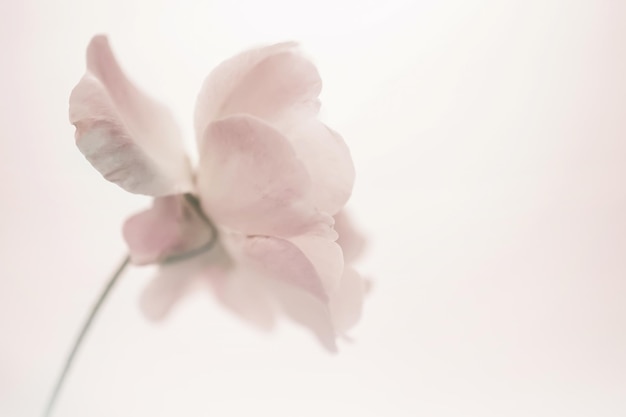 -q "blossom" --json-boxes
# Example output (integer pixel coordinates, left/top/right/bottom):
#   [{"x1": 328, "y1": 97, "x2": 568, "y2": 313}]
[{"x1": 69, "y1": 35, "x2": 367, "y2": 351}]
